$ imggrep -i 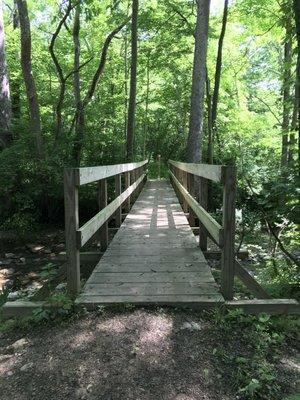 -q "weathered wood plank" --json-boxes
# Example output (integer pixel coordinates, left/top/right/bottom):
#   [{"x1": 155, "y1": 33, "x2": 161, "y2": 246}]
[
  {"x1": 64, "y1": 168, "x2": 80, "y2": 296},
  {"x1": 76, "y1": 294, "x2": 224, "y2": 308},
  {"x1": 169, "y1": 160, "x2": 223, "y2": 182},
  {"x1": 84, "y1": 282, "x2": 219, "y2": 296},
  {"x1": 77, "y1": 160, "x2": 148, "y2": 185},
  {"x1": 87, "y1": 272, "x2": 216, "y2": 284},
  {"x1": 98, "y1": 178, "x2": 108, "y2": 251},
  {"x1": 225, "y1": 299, "x2": 300, "y2": 315},
  {"x1": 92, "y1": 261, "x2": 210, "y2": 273},
  {"x1": 124, "y1": 171, "x2": 131, "y2": 212},
  {"x1": 203, "y1": 250, "x2": 249, "y2": 260},
  {"x1": 77, "y1": 173, "x2": 146, "y2": 247},
  {"x1": 234, "y1": 260, "x2": 271, "y2": 299},
  {"x1": 221, "y1": 166, "x2": 236, "y2": 300},
  {"x1": 169, "y1": 171, "x2": 224, "y2": 246},
  {"x1": 114, "y1": 174, "x2": 122, "y2": 227},
  {"x1": 58, "y1": 251, "x2": 103, "y2": 263},
  {"x1": 2, "y1": 301, "x2": 46, "y2": 318},
  {"x1": 79, "y1": 180, "x2": 223, "y2": 306}
]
